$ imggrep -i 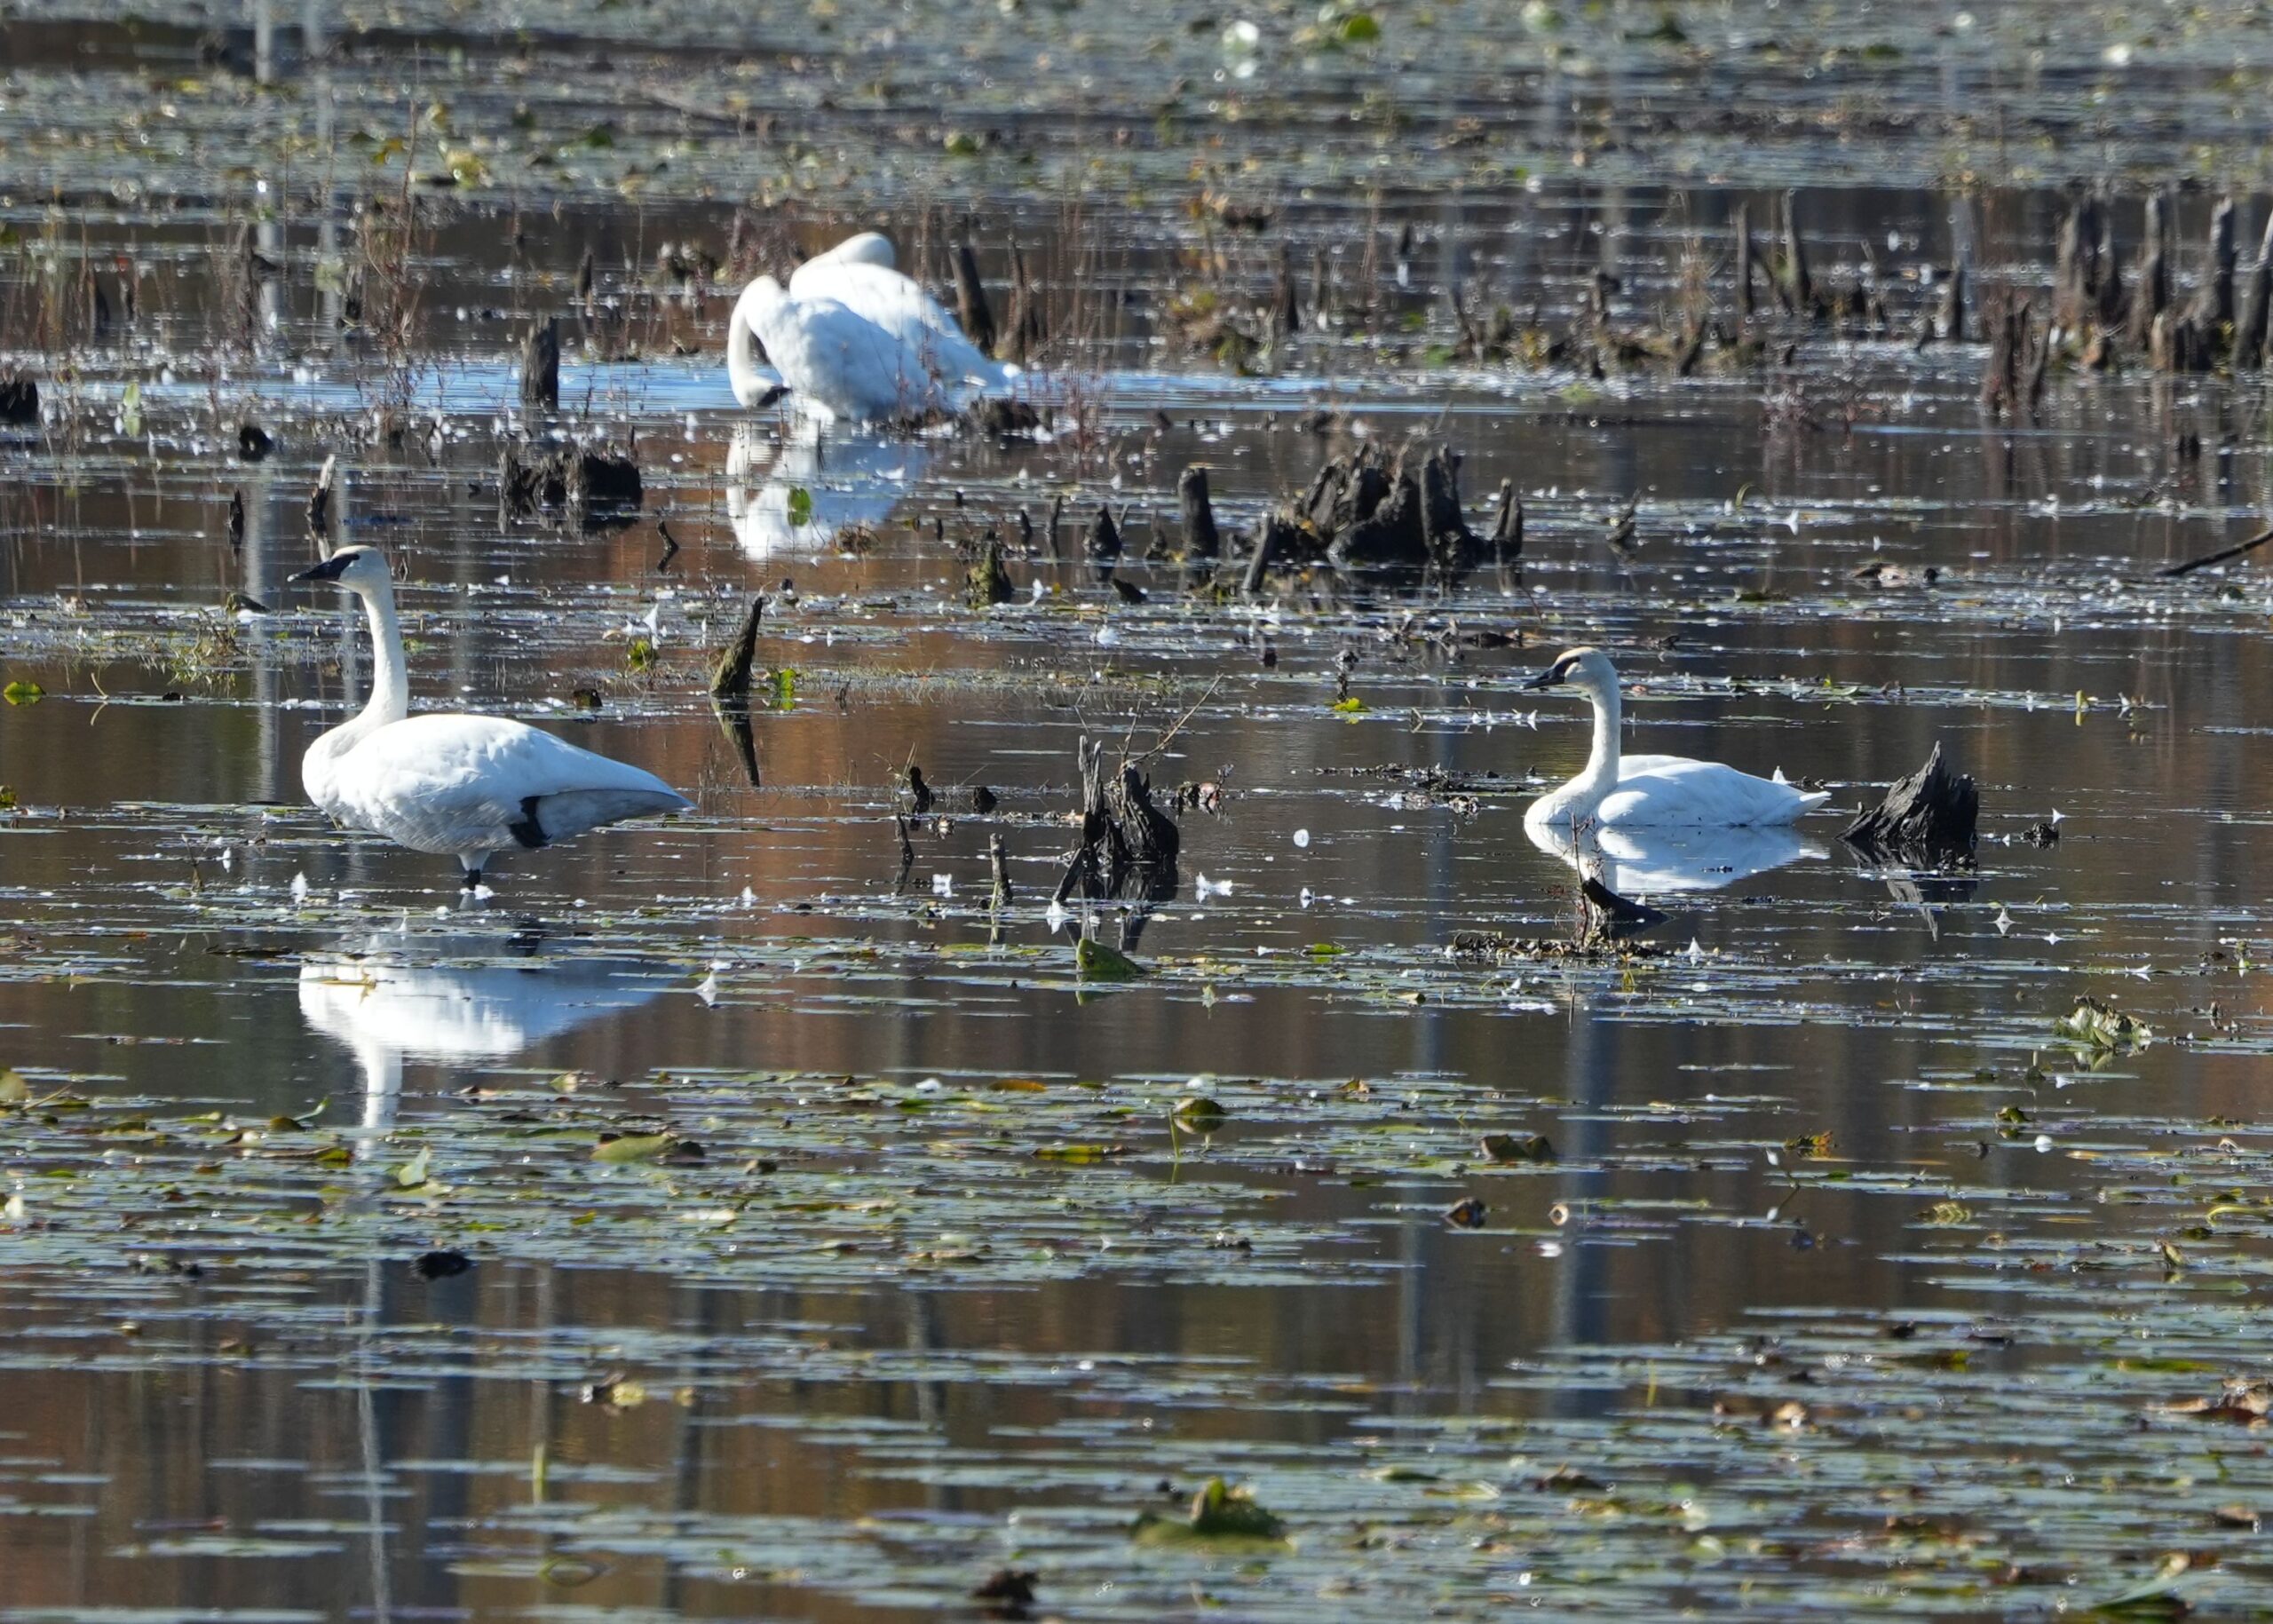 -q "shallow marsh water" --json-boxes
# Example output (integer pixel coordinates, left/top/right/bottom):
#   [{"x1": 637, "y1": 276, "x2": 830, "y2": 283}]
[{"x1": 11, "y1": 4, "x2": 2273, "y2": 1620}]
